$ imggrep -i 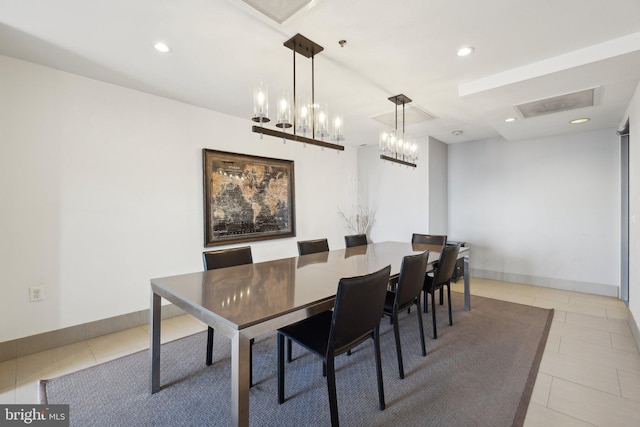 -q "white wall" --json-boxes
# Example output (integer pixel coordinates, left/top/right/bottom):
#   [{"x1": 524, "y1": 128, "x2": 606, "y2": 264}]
[
  {"x1": 358, "y1": 140, "x2": 430, "y2": 243},
  {"x1": 428, "y1": 137, "x2": 448, "y2": 235},
  {"x1": 627, "y1": 81, "x2": 640, "y2": 333},
  {"x1": 448, "y1": 129, "x2": 621, "y2": 296},
  {"x1": 0, "y1": 55, "x2": 358, "y2": 342}
]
